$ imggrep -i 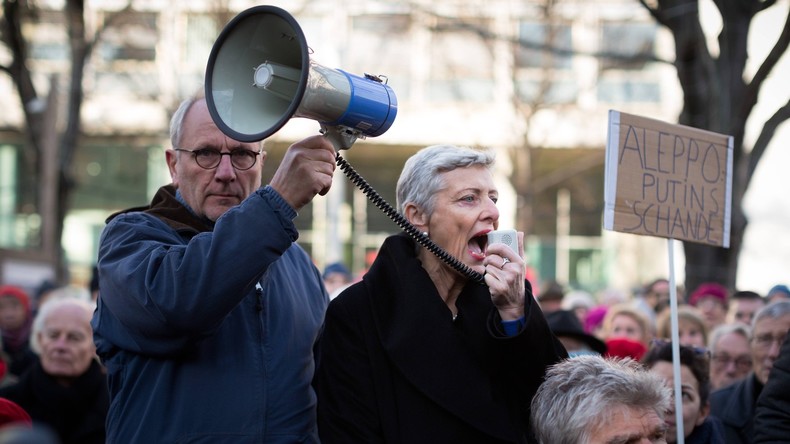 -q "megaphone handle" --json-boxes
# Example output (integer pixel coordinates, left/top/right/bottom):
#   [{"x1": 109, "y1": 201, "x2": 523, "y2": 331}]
[{"x1": 320, "y1": 124, "x2": 360, "y2": 151}]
